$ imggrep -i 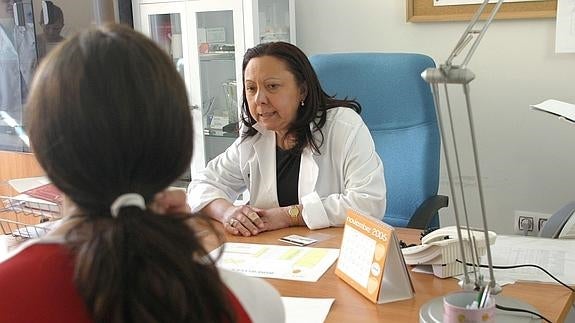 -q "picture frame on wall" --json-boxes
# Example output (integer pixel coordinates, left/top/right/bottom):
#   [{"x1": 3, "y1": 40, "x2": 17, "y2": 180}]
[{"x1": 406, "y1": 0, "x2": 557, "y2": 22}]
